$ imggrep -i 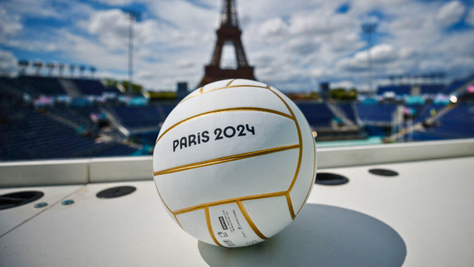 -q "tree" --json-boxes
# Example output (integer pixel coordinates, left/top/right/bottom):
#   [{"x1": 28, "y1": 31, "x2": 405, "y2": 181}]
[
  {"x1": 121, "y1": 80, "x2": 143, "y2": 95},
  {"x1": 330, "y1": 88, "x2": 358, "y2": 101}
]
